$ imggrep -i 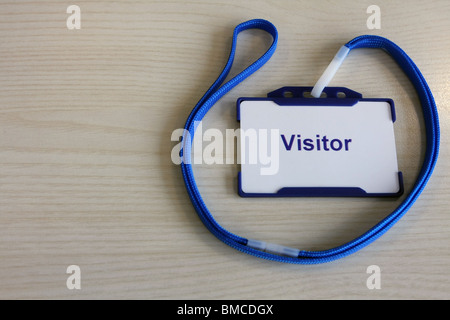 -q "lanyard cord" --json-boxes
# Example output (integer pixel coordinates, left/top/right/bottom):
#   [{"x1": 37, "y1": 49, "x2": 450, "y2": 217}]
[{"x1": 180, "y1": 20, "x2": 440, "y2": 264}]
